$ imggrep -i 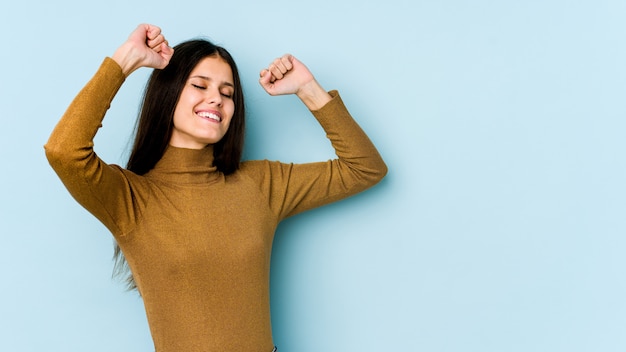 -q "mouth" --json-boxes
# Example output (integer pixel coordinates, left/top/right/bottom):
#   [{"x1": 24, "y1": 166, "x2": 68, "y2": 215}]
[{"x1": 196, "y1": 110, "x2": 222, "y2": 122}]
